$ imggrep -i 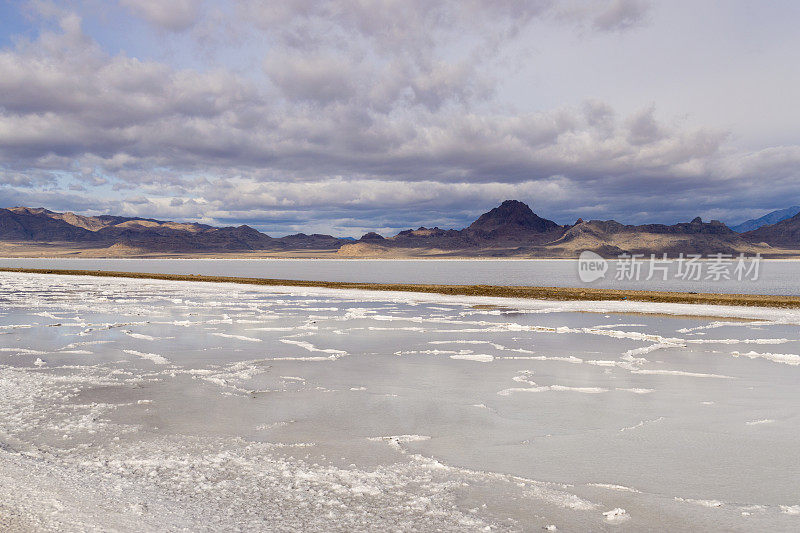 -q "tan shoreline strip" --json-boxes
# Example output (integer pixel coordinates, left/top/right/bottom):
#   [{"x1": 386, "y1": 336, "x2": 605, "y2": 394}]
[{"x1": 2, "y1": 267, "x2": 799, "y2": 309}]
